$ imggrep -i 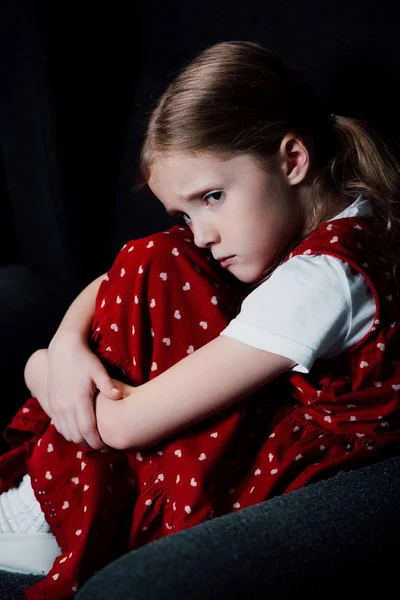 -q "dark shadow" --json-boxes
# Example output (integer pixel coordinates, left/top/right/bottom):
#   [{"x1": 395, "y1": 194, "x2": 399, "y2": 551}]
[{"x1": 323, "y1": 54, "x2": 400, "y2": 158}]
